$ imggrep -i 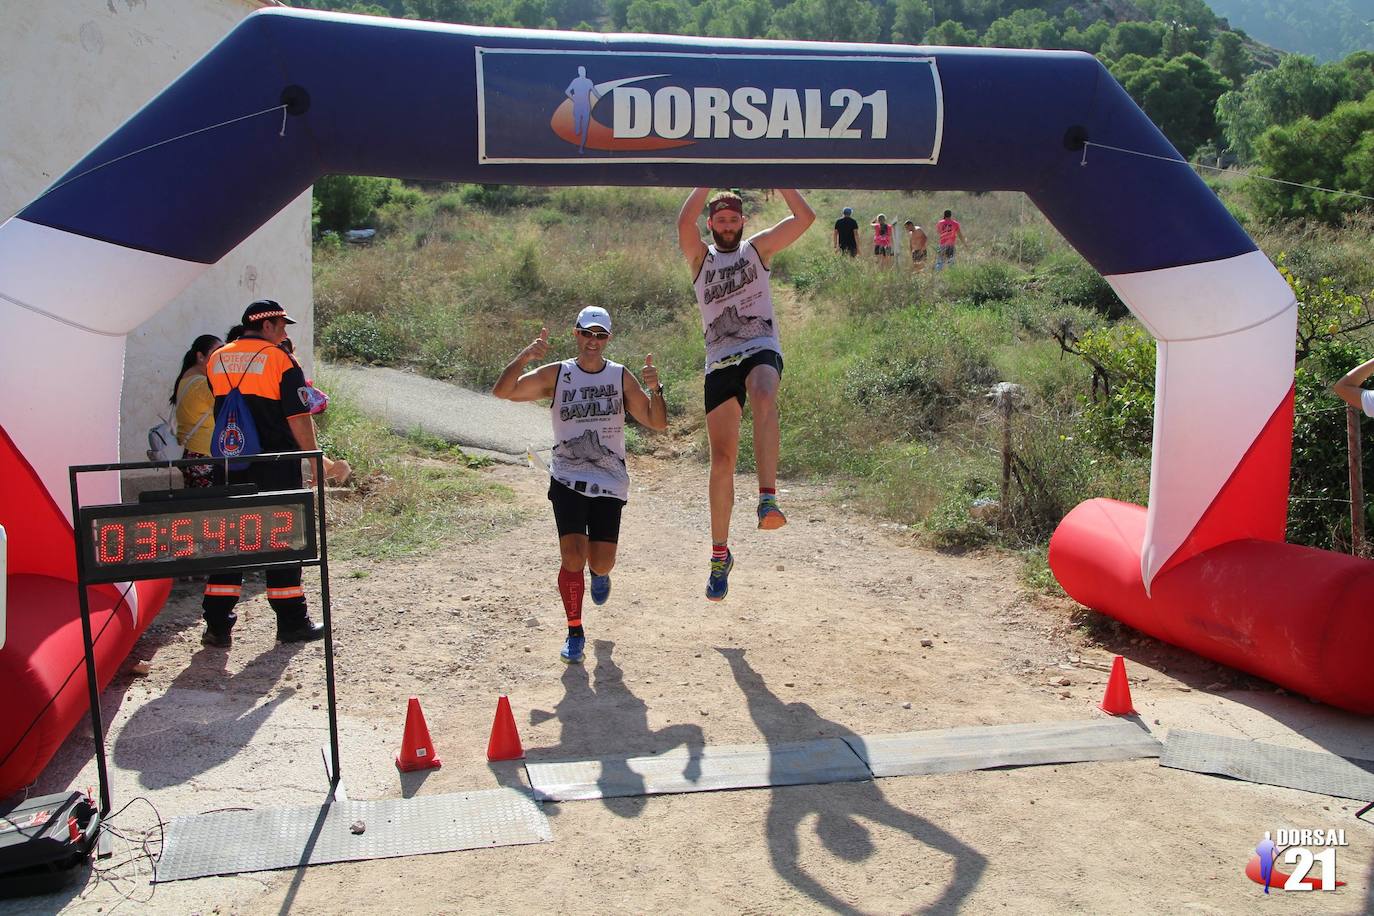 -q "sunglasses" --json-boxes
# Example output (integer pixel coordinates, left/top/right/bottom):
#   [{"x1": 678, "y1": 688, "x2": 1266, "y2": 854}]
[{"x1": 577, "y1": 328, "x2": 610, "y2": 340}]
